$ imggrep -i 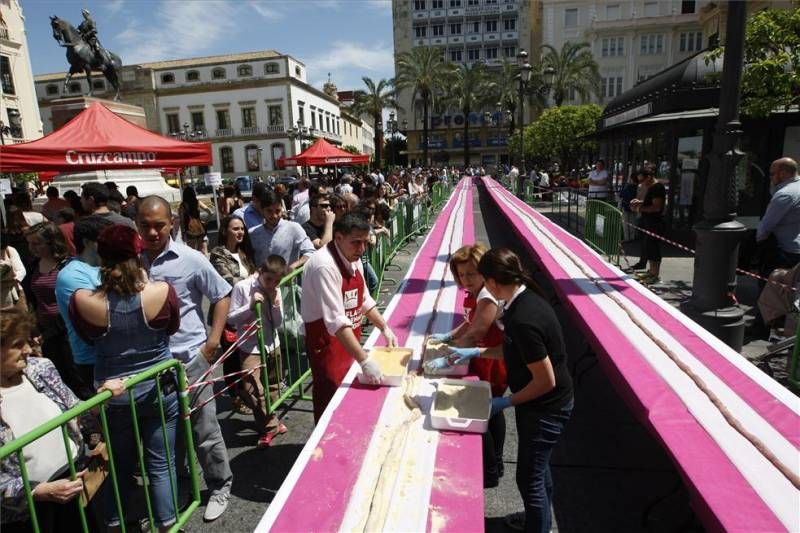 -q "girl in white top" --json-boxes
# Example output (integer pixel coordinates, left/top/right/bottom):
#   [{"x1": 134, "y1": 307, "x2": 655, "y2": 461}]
[{"x1": 228, "y1": 254, "x2": 286, "y2": 448}]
